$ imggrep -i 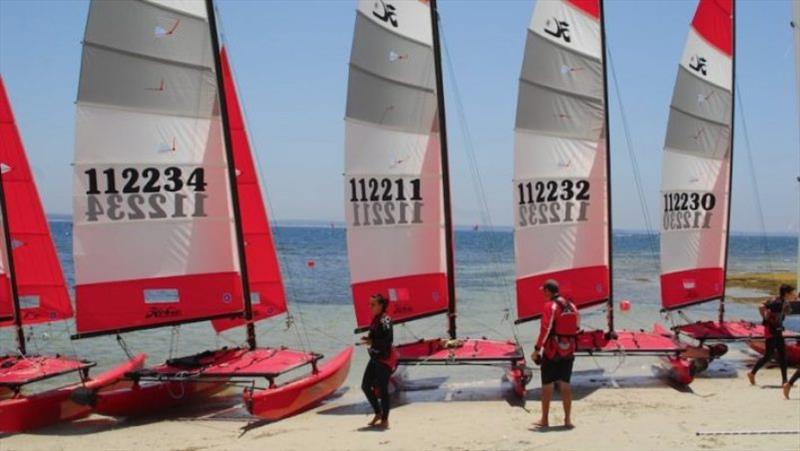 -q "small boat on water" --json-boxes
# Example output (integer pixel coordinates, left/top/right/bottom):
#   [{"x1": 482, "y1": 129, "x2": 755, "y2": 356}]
[
  {"x1": 0, "y1": 75, "x2": 145, "y2": 433},
  {"x1": 512, "y1": 0, "x2": 693, "y2": 384},
  {"x1": 70, "y1": 0, "x2": 351, "y2": 421},
  {"x1": 658, "y1": 0, "x2": 800, "y2": 367},
  {"x1": 343, "y1": 0, "x2": 528, "y2": 396}
]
